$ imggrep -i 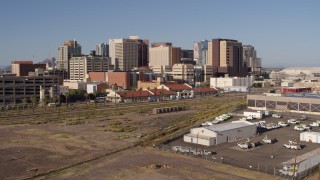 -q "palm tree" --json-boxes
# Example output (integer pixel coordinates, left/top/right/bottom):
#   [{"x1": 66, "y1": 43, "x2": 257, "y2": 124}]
[
  {"x1": 43, "y1": 95, "x2": 49, "y2": 111},
  {"x1": 154, "y1": 87, "x2": 157, "y2": 101},
  {"x1": 139, "y1": 88, "x2": 142, "y2": 102},
  {"x1": 147, "y1": 87, "x2": 150, "y2": 102},
  {"x1": 160, "y1": 91, "x2": 164, "y2": 101},
  {"x1": 84, "y1": 92, "x2": 89, "y2": 103},
  {"x1": 21, "y1": 98, "x2": 28, "y2": 110},
  {"x1": 30, "y1": 95, "x2": 37, "y2": 112},
  {"x1": 65, "y1": 93, "x2": 70, "y2": 109}
]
